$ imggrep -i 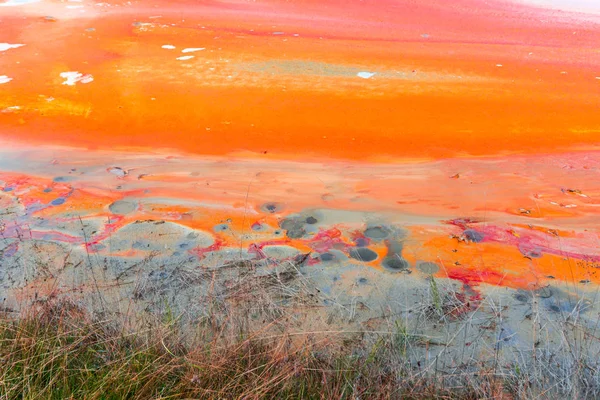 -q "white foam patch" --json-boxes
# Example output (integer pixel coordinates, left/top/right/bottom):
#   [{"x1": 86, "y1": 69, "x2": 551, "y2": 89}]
[
  {"x1": 519, "y1": 0, "x2": 600, "y2": 13},
  {"x1": 181, "y1": 47, "x2": 205, "y2": 53},
  {"x1": 0, "y1": 43, "x2": 25, "y2": 52},
  {"x1": 176, "y1": 55, "x2": 194, "y2": 60},
  {"x1": 0, "y1": 0, "x2": 40, "y2": 6},
  {"x1": 357, "y1": 71, "x2": 376, "y2": 79},
  {"x1": 2, "y1": 106, "x2": 20, "y2": 113},
  {"x1": 80, "y1": 75, "x2": 94, "y2": 83},
  {"x1": 60, "y1": 71, "x2": 94, "y2": 85},
  {"x1": 162, "y1": 44, "x2": 176, "y2": 49},
  {"x1": 0, "y1": 76, "x2": 12, "y2": 84}
]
